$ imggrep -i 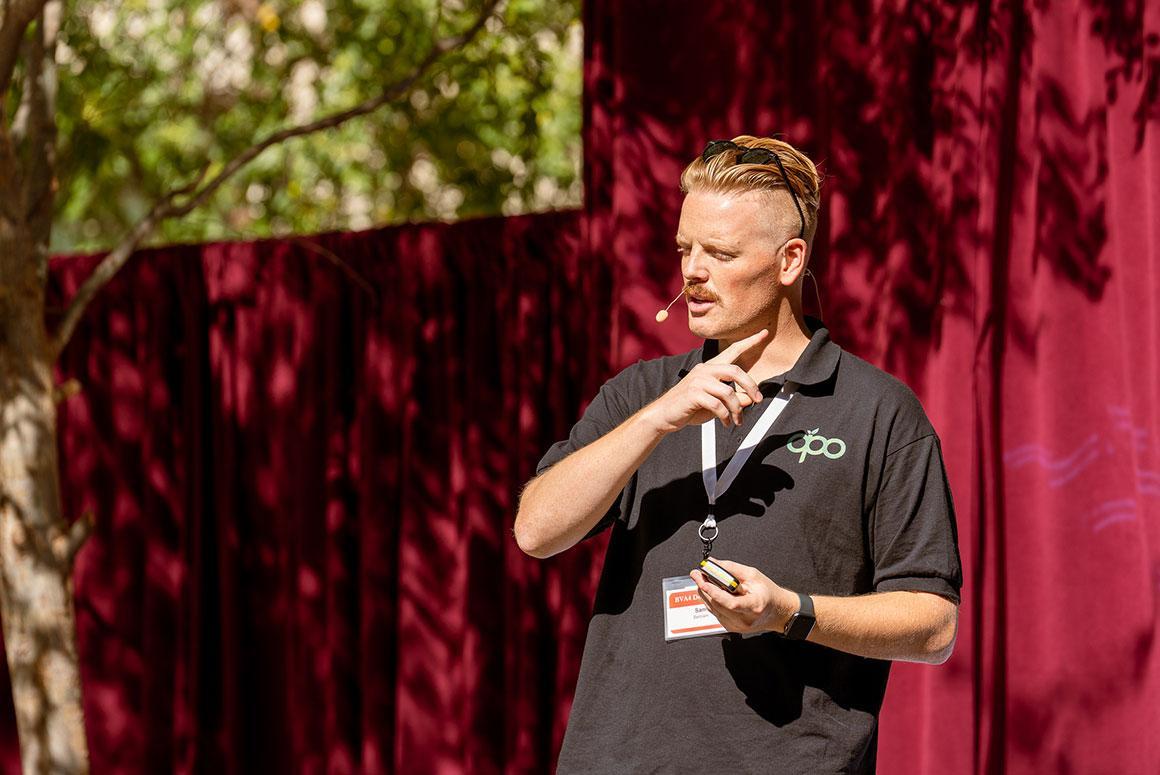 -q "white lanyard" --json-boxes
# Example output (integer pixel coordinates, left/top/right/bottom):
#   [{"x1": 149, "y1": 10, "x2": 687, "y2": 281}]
[{"x1": 698, "y1": 382, "x2": 796, "y2": 550}]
